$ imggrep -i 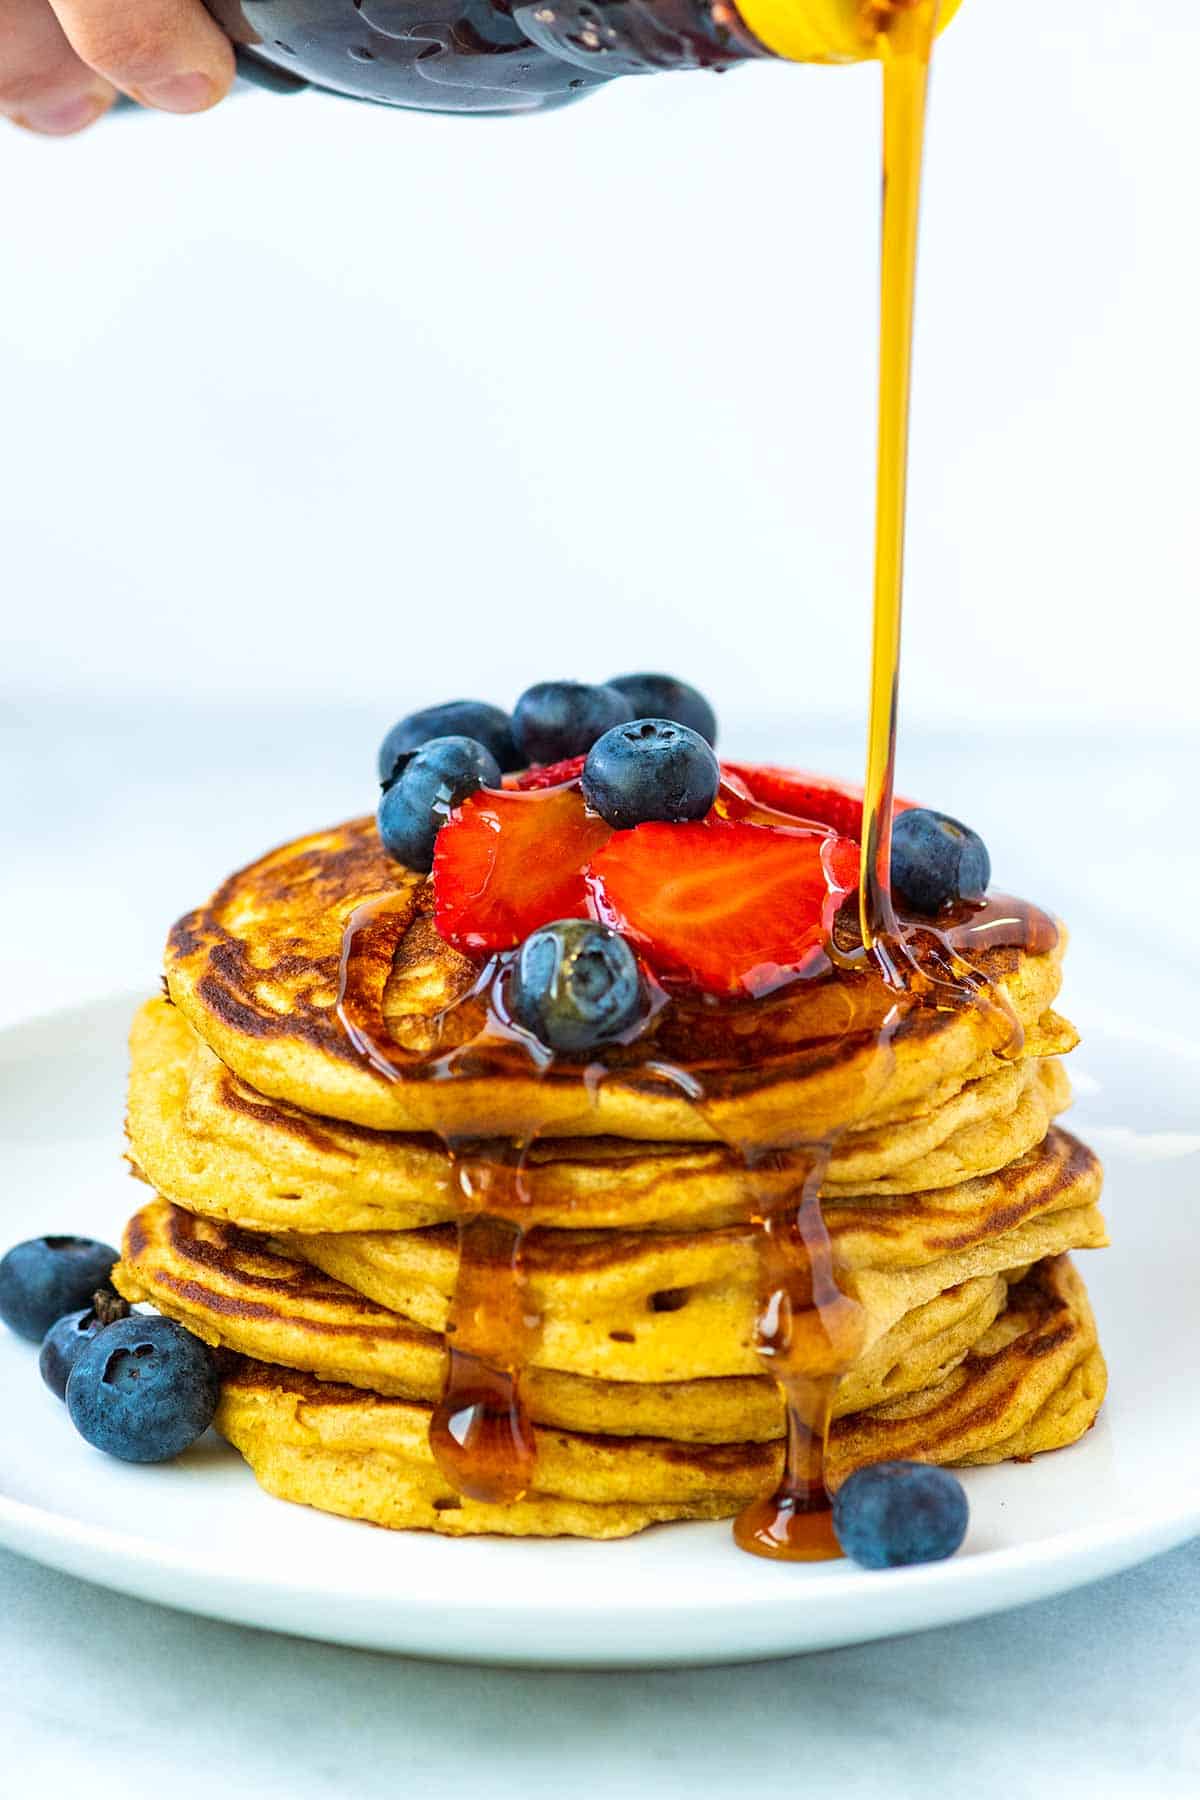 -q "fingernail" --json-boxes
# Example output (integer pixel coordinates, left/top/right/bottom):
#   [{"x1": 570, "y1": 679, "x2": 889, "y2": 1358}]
[
  {"x1": 138, "y1": 71, "x2": 216, "y2": 113},
  {"x1": 16, "y1": 92, "x2": 109, "y2": 135}
]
